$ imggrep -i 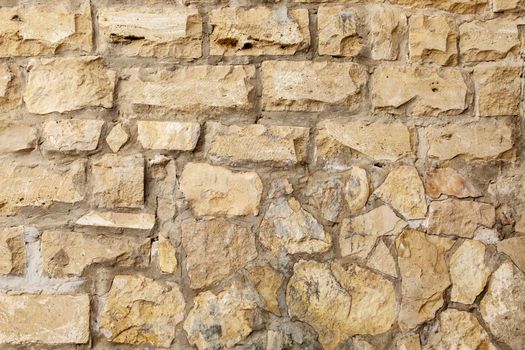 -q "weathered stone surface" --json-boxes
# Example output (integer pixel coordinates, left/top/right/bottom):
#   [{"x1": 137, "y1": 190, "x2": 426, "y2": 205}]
[
  {"x1": 0, "y1": 160, "x2": 85, "y2": 215},
  {"x1": 0, "y1": 2, "x2": 92, "y2": 57},
  {"x1": 0, "y1": 226, "x2": 25, "y2": 275},
  {"x1": 260, "y1": 197, "x2": 331, "y2": 254},
  {"x1": 158, "y1": 236, "x2": 177, "y2": 274},
  {"x1": 423, "y1": 309, "x2": 496, "y2": 350},
  {"x1": 98, "y1": 6, "x2": 202, "y2": 58},
  {"x1": 345, "y1": 166, "x2": 370, "y2": 212},
  {"x1": 0, "y1": 63, "x2": 22, "y2": 112},
  {"x1": 480, "y1": 262, "x2": 525, "y2": 349},
  {"x1": 210, "y1": 7, "x2": 309, "y2": 56},
  {"x1": 262, "y1": 61, "x2": 367, "y2": 111},
  {"x1": 396, "y1": 229, "x2": 454, "y2": 331},
  {"x1": 100, "y1": 275, "x2": 185, "y2": 347},
  {"x1": 339, "y1": 234, "x2": 376, "y2": 258},
  {"x1": 247, "y1": 264, "x2": 283, "y2": 315},
  {"x1": 492, "y1": 0, "x2": 522, "y2": 11},
  {"x1": 41, "y1": 230, "x2": 150, "y2": 277},
  {"x1": 0, "y1": 122, "x2": 36, "y2": 153},
  {"x1": 305, "y1": 174, "x2": 345, "y2": 222},
  {"x1": 425, "y1": 119, "x2": 514, "y2": 160},
  {"x1": 449, "y1": 240, "x2": 490, "y2": 304},
  {"x1": 497, "y1": 236, "x2": 525, "y2": 272},
  {"x1": 184, "y1": 283, "x2": 262, "y2": 350},
  {"x1": 371, "y1": 65, "x2": 468, "y2": 116},
  {"x1": 342, "y1": 205, "x2": 407, "y2": 237},
  {"x1": 181, "y1": 218, "x2": 257, "y2": 289},
  {"x1": 119, "y1": 65, "x2": 254, "y2": 113},
  {"x1": 137, "y1": 121, "x2": 200, "y2": 151},
  {"x1": 389, "y1": 0, "x2": 487, "y2": 13},
  {"x1": 369, "y1": 5, "x2": 407, "y2": 60},
  {"x1": 24, "y1": 57, "x2": 115, "y2": 114},
  {"x1": 474, "y1": 227, "x2": 500, "y2": 245},
  {"x1": 409, "y1": 14, "x2": 458, "y2": 65},
  {"x1": 428, "y1": 199, "x2": 495, "y2": 238},
  {"x1": 92, "y1": 154, "x2": 144, "y2": 209},
  {"x1": 205, "y1": 122, "x2": 309, "y2": 166},
  {"x1": 368, "y1": 239, "x2": 397, "y2": 277},
  {"x1": 397, "y1": 335, "x2": 421, "y2": 350},
  {"x1": 42, "y1": 119, "x2": 103, "y2": 152},
  {"x1": 179, "y1": 162, "x2": 262, "y2": 217},
  {"x1": 374, "y1": 166, "x2": 427, "y2": 220},
  {"x1": 425, "y1": 167, "x2": 481, "y2": 198},
  {"x1": 0, "y1": 293, "x2": 89, "y2": 344},
  {"x1": 460, "y1": 19, "x2": 521, "y2": 62},
  {"x1": 318, "y1": 6, "x2": 364, "y2": 56},
  {"x1": 106, "y1": 124, "x2": 128, "y2": 153},
  {"x1": 474, "y1": 64, "x2": 522, "y2": 117},
  {"x1": 76, "y1": 211, "x2": 155, "y2": 230}
]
